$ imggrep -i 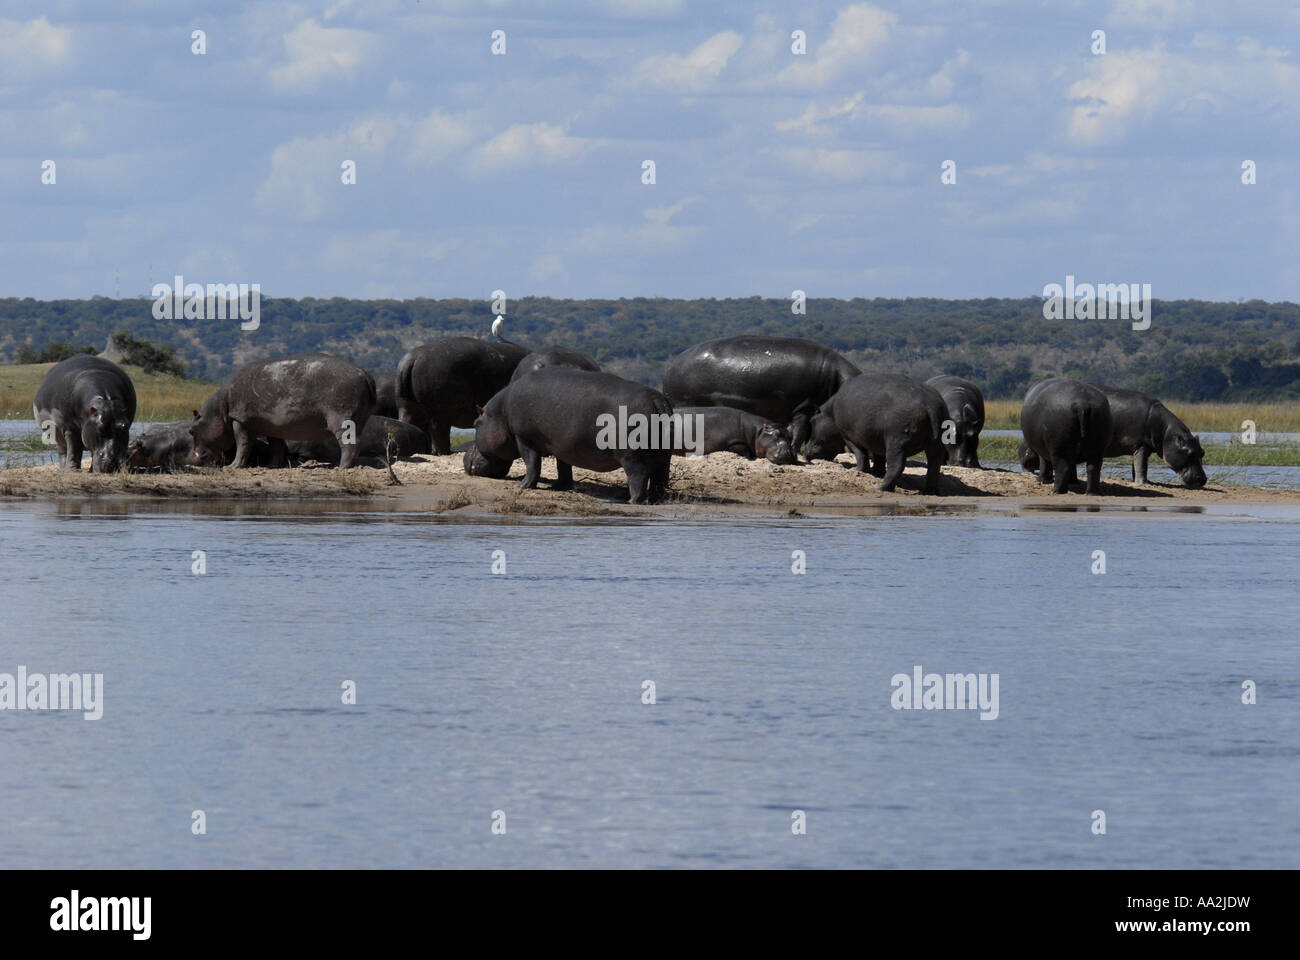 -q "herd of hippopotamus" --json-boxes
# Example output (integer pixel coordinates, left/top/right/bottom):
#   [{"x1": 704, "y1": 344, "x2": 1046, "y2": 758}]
[{"x1": 30, "y1": 332, "x2": 1208, "y2": 501}]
